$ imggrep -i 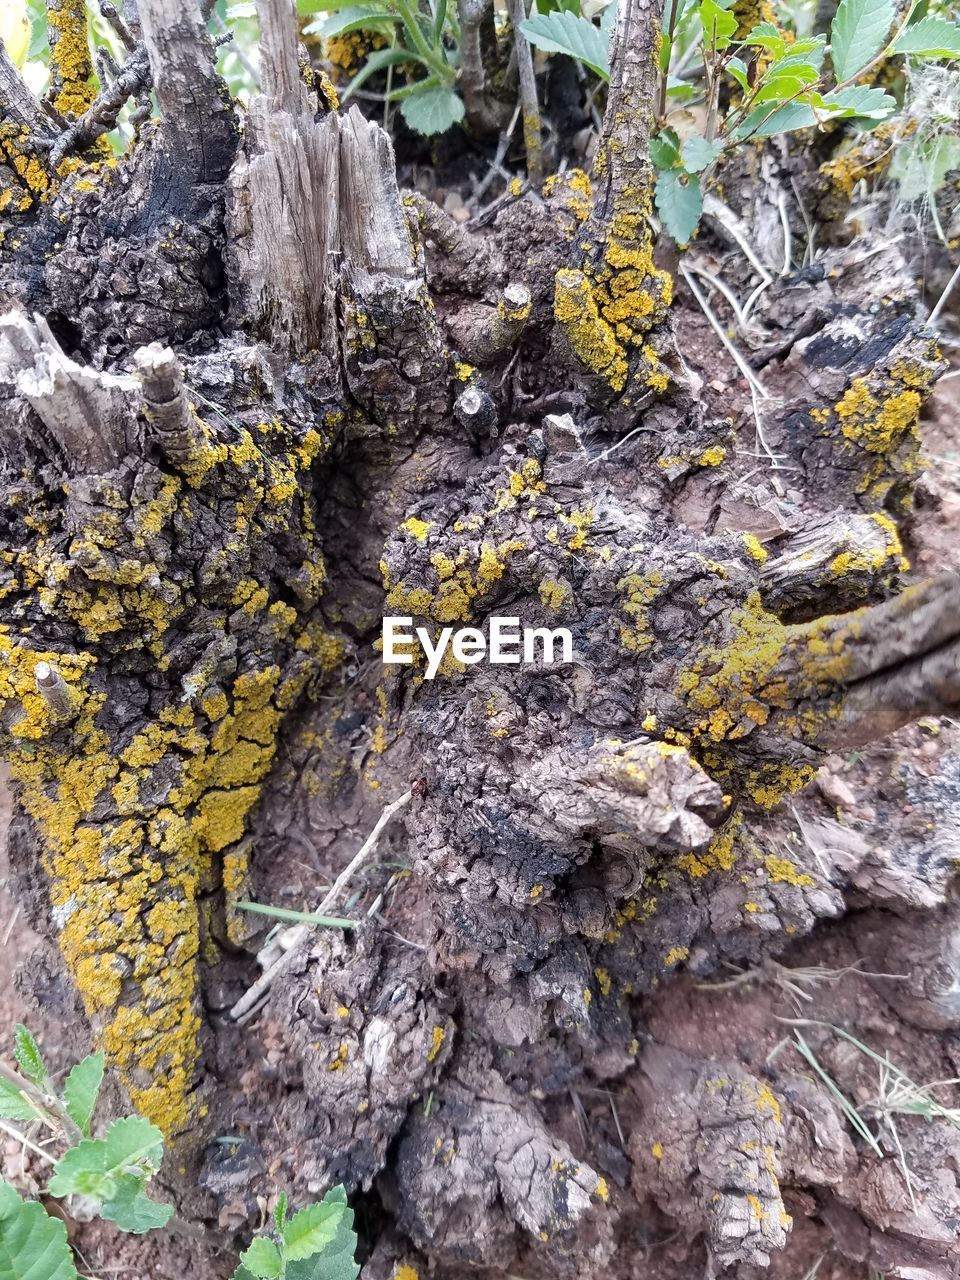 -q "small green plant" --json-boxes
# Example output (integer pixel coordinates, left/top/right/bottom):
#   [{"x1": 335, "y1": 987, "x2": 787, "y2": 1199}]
[
  {"x1": 0, "y1": 1025, "x2": 173, "y2": 1277},
  {"x1": 306, "y1": 0, "x2": 465, "y2": 135},
  {"x1": 0, "y1": 1026, "x2": 363, "y2": 1278},
  {"x1": 232, "y1": 1187, "x2": 360, "y2": 1280},
  {"x1": 647, "y1": 0, "x2": 960, "y2": 242}
]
